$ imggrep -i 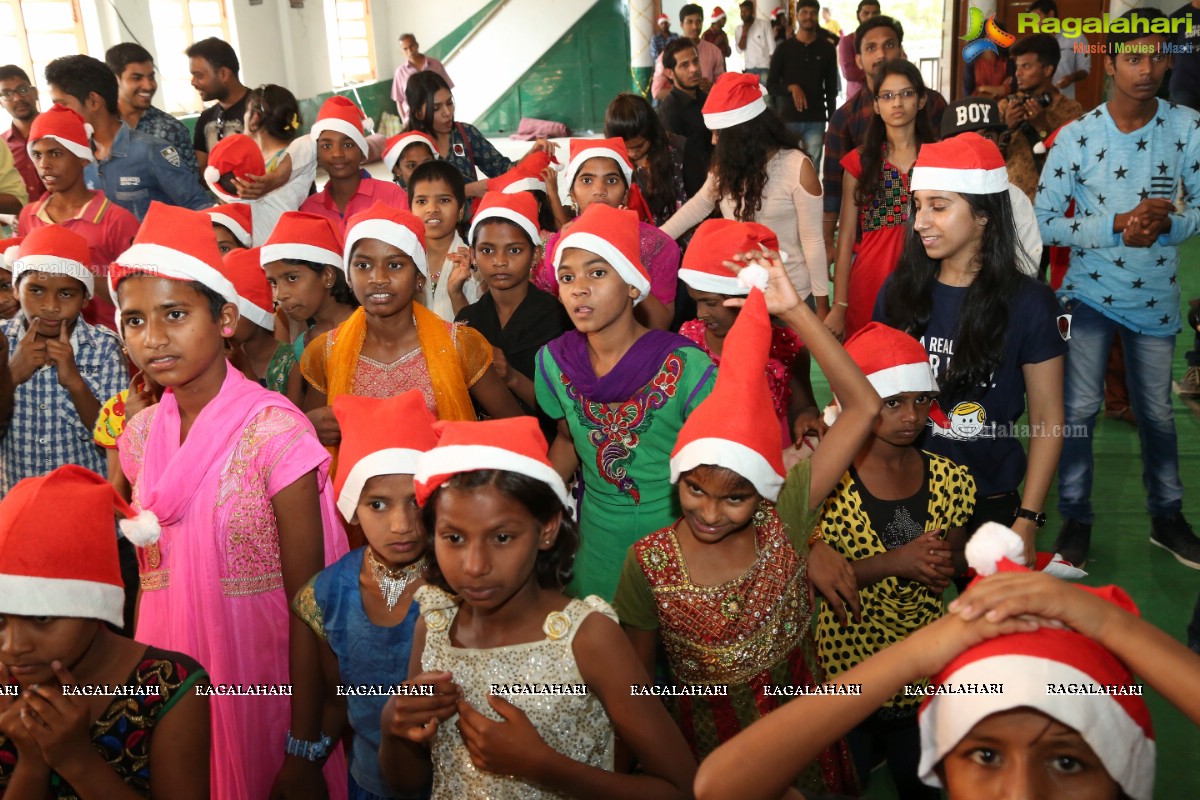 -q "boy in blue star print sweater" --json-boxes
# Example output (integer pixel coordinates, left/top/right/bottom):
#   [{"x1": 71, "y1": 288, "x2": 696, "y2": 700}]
[{"x1": 1035, "y1": 9, "x2": 1200, "y2": 571}]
